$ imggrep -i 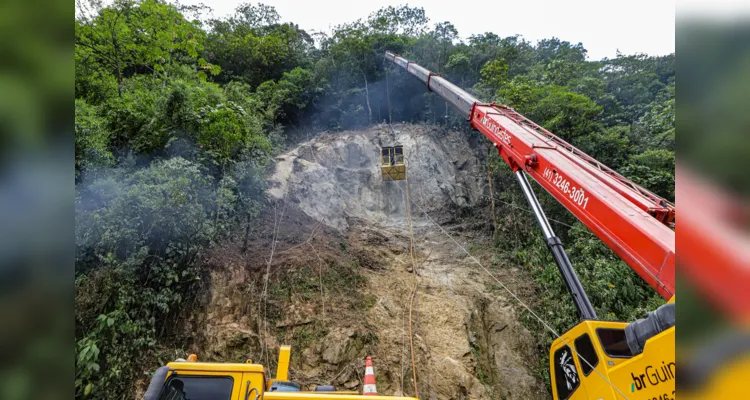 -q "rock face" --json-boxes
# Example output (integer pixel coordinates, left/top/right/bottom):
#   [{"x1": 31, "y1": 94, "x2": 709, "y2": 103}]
[
  {"x1": 202, "y1": 123, "x2": 547, "y2": 400},
  {"x1": 267, "y1": 124, "x2": 487, "y2": 231}
]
